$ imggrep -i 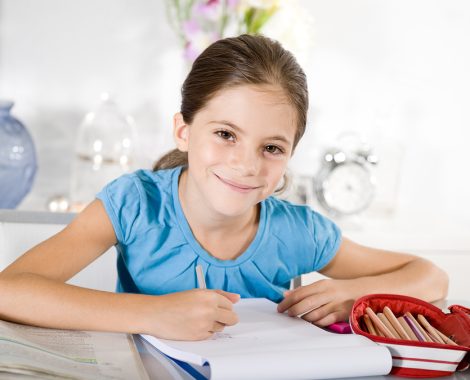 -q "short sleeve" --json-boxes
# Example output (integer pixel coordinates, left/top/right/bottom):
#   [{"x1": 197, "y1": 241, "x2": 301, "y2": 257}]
[
  {"x1": 96, "y1": 174, "x2": 141, "y2": 245},
  {"x1": 307, "y1": 209, "x2": 342, "y2": 271}
]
